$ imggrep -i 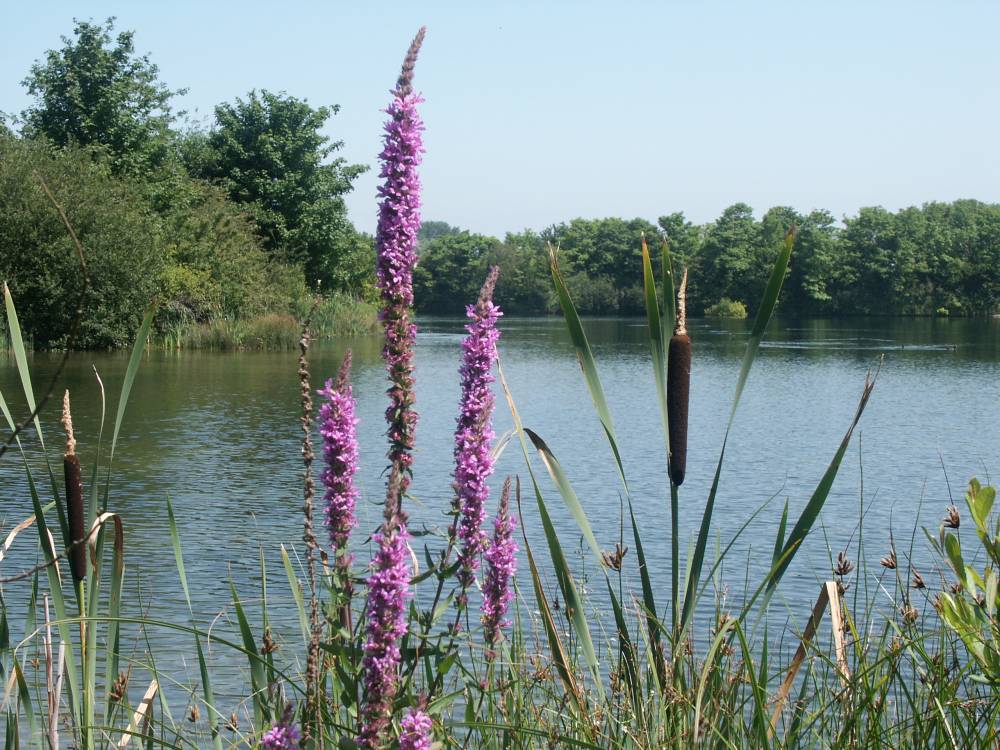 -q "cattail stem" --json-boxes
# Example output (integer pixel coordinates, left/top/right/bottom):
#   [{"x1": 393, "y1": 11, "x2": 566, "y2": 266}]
[
  {"x1": 61, "y1": 391, "x2": 86, "y2": 583},
  {"x1": 667, "y1": 271, "x2": 691, "y2": 486}
]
